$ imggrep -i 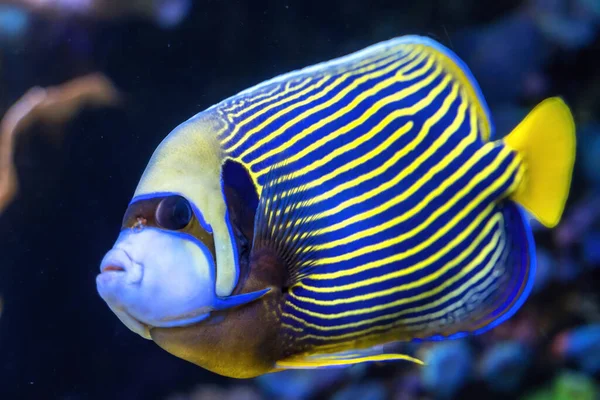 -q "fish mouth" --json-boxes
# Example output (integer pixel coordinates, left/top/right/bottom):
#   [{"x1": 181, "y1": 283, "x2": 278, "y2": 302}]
[
  {"x1": 98, "y1": 247, "x2": 143, "y2": 284},
  {"x1": 101, "y1": 265, "x2": 126, "y2": 273},
  {"x1": 100, "y1": 248, "x2": 131, "y2": 273}
]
